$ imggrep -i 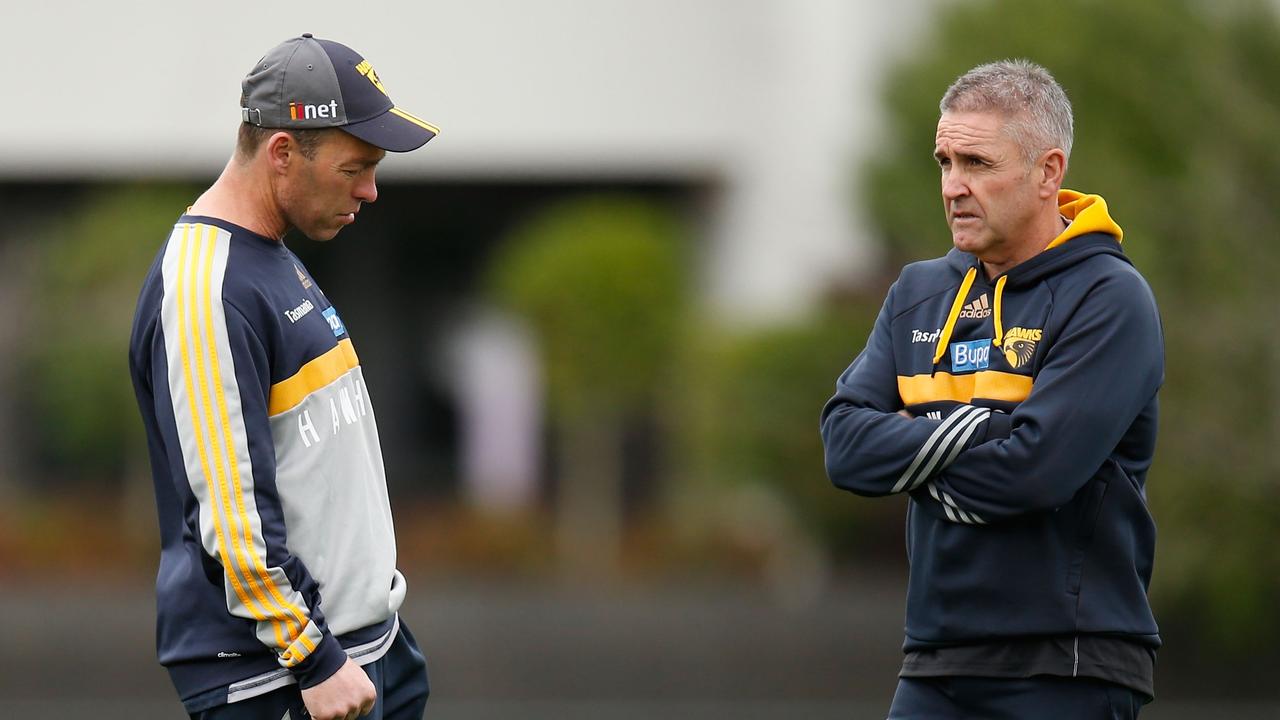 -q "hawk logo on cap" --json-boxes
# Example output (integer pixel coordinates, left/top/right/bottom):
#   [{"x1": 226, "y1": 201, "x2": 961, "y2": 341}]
[{"x1": 355, "y1": 60, "x2": 387, "y2": 96}]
